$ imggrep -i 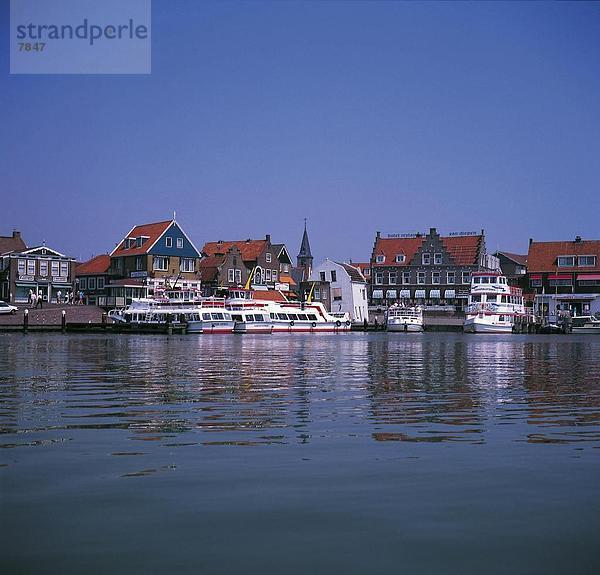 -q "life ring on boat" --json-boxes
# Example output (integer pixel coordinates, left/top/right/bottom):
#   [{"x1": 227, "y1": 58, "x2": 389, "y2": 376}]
[
  {"x1": 335, "y1": 320, "x2": 341, "y2": 327},
  {"x1": 311, "y1": 322, "x2": 316, "y2": 328},
  {"x1": 345, "y1": 320, "x2": 351, "y2": 327},
  {"x1": 290, "y1": 320, "x2": 295, "y2": 327}
]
